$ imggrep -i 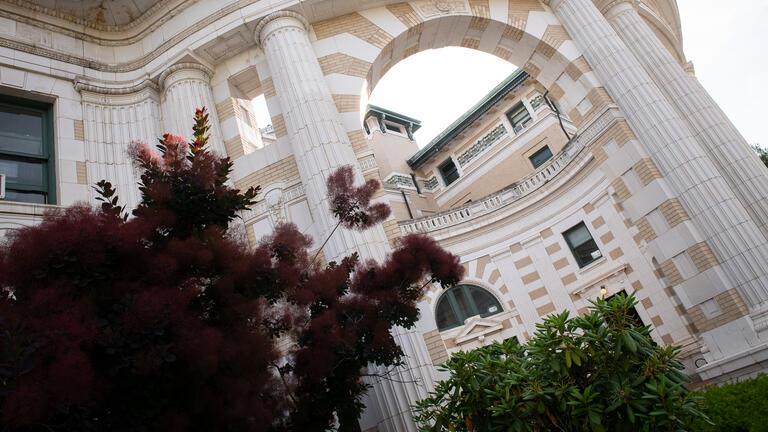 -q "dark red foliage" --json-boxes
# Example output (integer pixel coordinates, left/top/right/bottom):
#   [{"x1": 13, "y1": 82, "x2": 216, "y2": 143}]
[
  {"x1": 0, "y1": 108, "x2": 463, "y2": 432},
  {"x1": 327, "y1": 165, "x2": 391, "y2": 228}
]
